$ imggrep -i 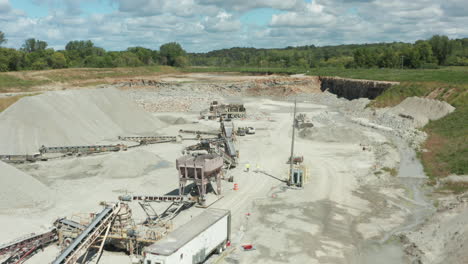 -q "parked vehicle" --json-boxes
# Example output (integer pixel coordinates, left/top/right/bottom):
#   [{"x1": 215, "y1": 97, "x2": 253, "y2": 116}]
[
  {"x1": 246, "y1": 127, "x2": 255, "y2": 134},
  {"x1": 143, "y1": 209, "x2": 231, "y2": 264},
  {"x1": 237, "y1": 127, "x2": 246, "y2": 136}
]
